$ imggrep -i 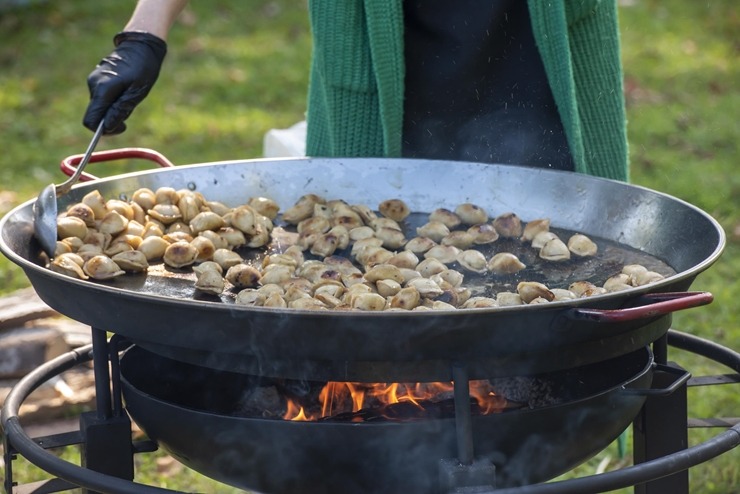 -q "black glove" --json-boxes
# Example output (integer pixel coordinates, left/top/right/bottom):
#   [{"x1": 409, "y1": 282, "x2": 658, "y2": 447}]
[{"x1": 83, "y1": 31, "x2": 167, "y2": 134}]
